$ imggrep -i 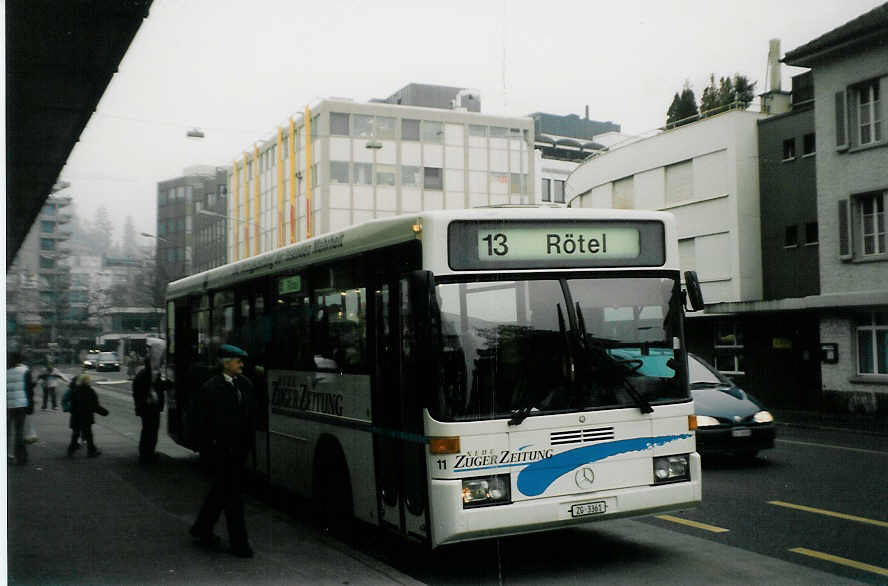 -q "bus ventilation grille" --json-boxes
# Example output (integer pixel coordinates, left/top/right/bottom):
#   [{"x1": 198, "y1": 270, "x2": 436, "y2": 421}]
[{"x1": 550, "y1": 427, "x2": 615, "y2": 446}]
